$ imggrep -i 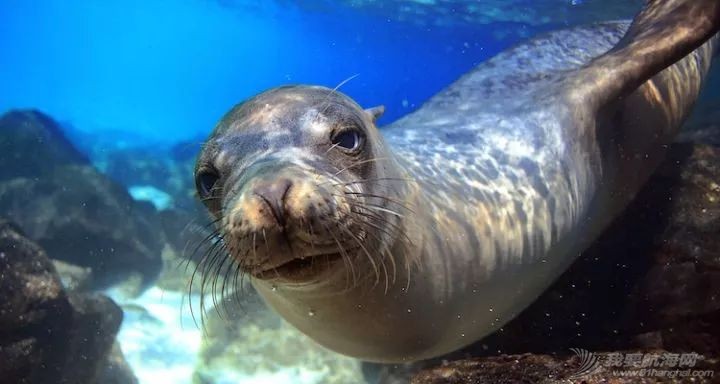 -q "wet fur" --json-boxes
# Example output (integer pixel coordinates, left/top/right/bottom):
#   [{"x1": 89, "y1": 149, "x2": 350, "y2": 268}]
[{"x1": 193, "y1": 1, "x2": 720, "y2": 362}]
